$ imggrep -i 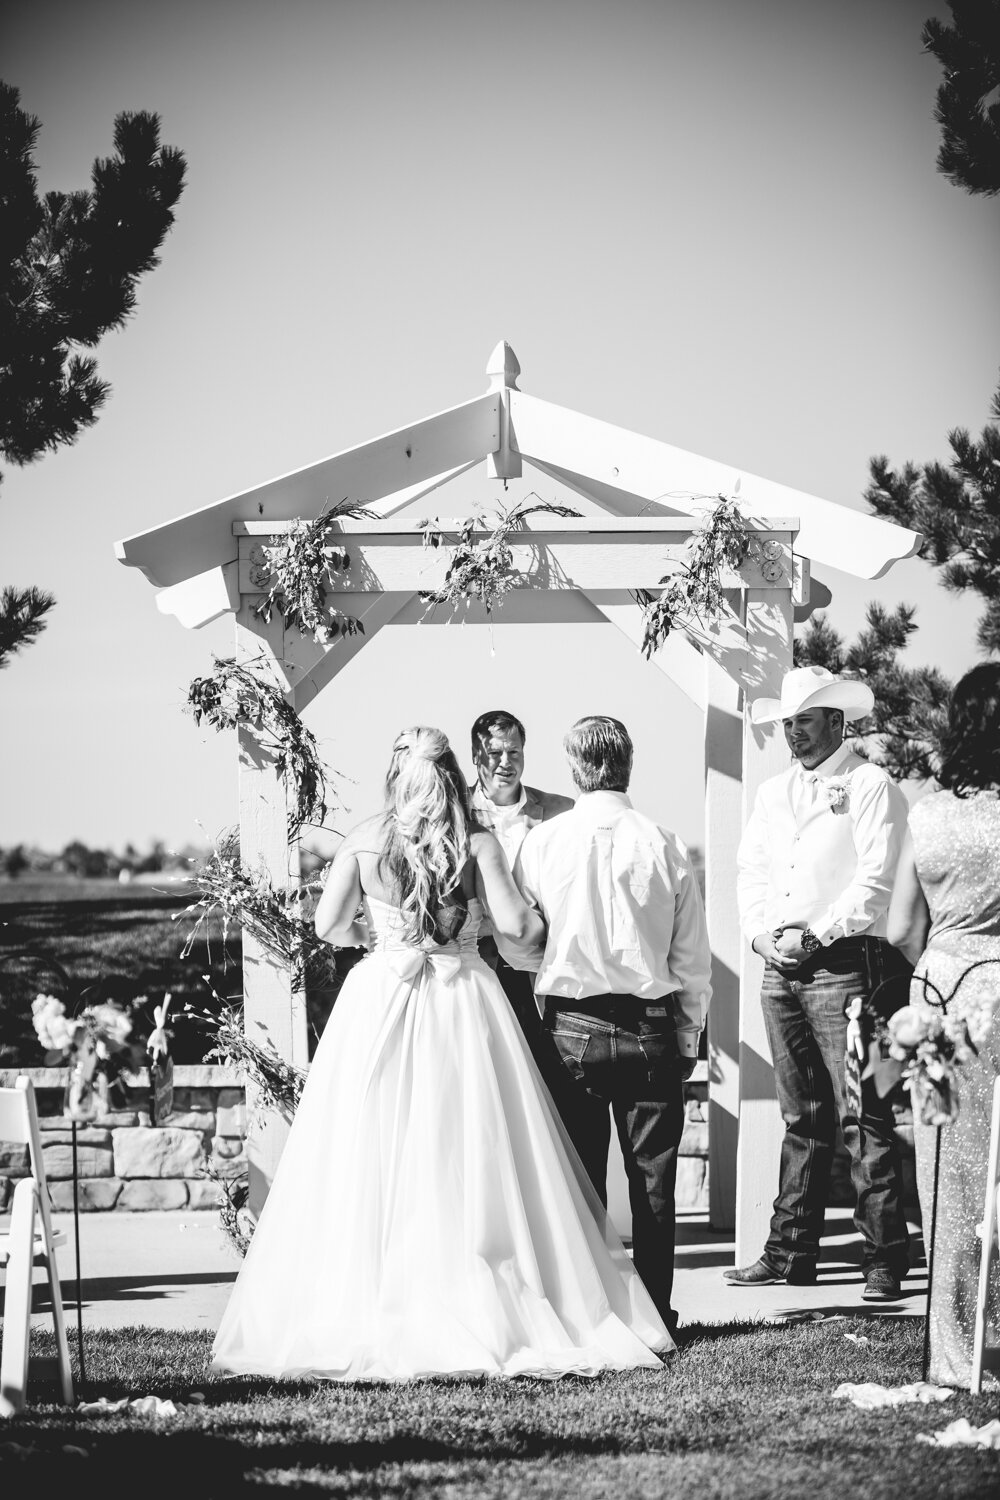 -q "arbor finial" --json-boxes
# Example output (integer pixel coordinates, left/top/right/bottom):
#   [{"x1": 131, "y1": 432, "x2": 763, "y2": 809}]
[{"x1": 485, "y1": 340, "x2": 521, "y2": 392}]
